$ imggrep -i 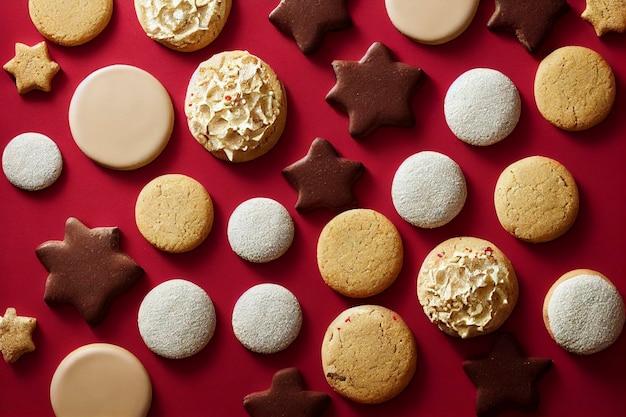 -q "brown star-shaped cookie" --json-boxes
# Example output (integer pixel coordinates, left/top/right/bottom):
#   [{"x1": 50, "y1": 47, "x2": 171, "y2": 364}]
[
  {"x1": 269, "y1": 0, "x2": 352, "y2": 54},
  {"x1": 3, "y1": 41, "x2": 60, "y2": 94},
  {"x1": 0, "y1": 308, "x2": 37, "y2": 364},
  {"x1": 582, "y1": 0, "x2": 626, "y2": 36},
  {"x1": 36, "y1": 217, "x2": 144, "y2": 325},
  {"x1": 487, "y1": 0, "x2": 570, "y2": 53},
  {"x1": 326, "y1": 42, "x2": 425, "y2": 139},
  {"x1": 462, "y1": 332, "x2": 553, "y2": 417},
  {"x1": 282, "y1": 138, "x2": 364, "y2": 213},
  {"x1": 243, "y1": 368, "x2": 331, "y2": 417}
]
